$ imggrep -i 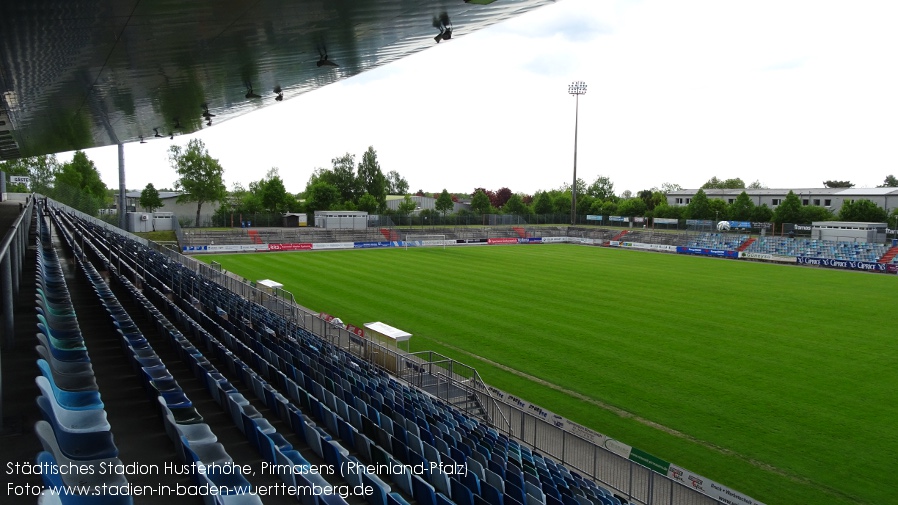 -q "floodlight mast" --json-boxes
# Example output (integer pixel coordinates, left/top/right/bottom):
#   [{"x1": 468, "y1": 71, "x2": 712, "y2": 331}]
[{"x1": 568, "y1": 81, "x2": 587, "y2": 225}]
